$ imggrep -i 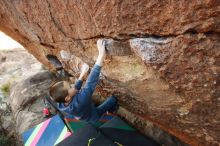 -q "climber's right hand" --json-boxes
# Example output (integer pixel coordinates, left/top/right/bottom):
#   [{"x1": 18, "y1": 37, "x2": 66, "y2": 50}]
[
  {"x1": 97, "y1": 39, "x2": 106, "y2": 57},
  {"x1": 81, "y1": 63, "x2": 89, "y2": 75}
]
